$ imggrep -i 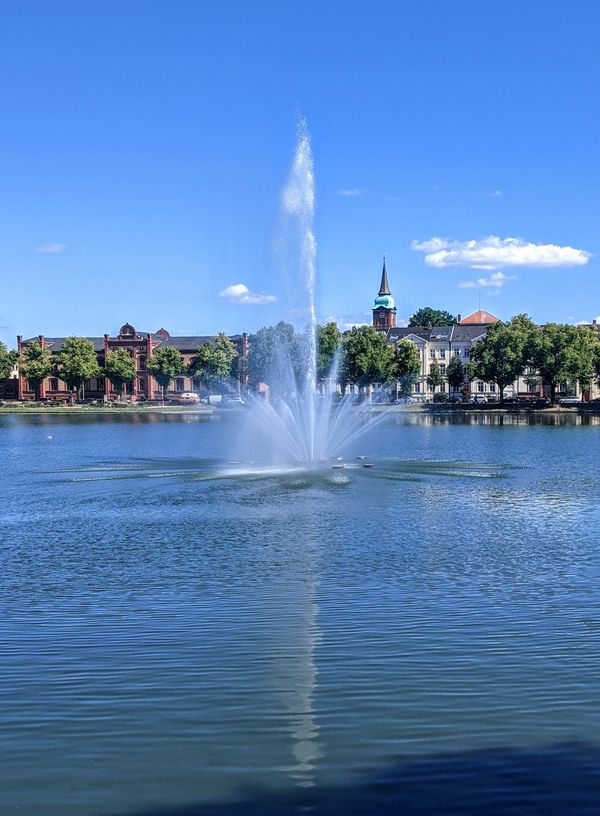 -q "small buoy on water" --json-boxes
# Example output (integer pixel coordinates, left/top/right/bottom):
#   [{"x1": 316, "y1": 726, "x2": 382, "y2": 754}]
[
  {"x1": 363, "y1": 463, "x2": 374, "y2": 468},
  {"x1": 332, "y1": 464, "x2": 345, "y2": 470},
  {"x1": 357, "y1": 456, "x2": 367, "y2": 460},
  {"x1": 47, "y1": 435, "x2": 52, "y2": 440}
]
